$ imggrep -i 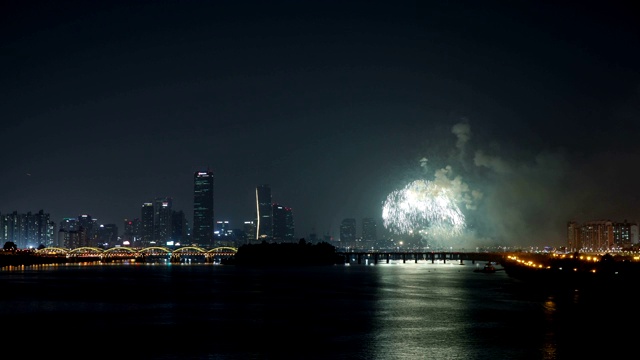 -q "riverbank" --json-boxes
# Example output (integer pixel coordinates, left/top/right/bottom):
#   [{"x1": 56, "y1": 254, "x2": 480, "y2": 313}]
[
  {"x1": 501, "y1": 252, "x2": 640, "y2": 289},
  {"x1": 0, "y1": 252, "x2": 67, "y2": 267}
]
